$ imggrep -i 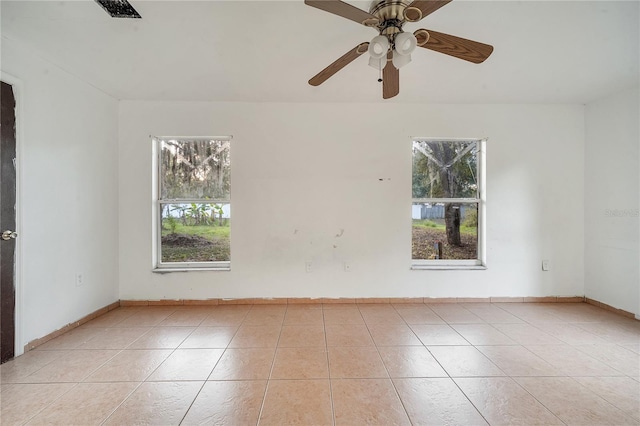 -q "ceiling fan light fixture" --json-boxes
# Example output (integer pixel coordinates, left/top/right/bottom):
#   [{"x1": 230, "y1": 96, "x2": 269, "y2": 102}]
[
  {"x1": 392, "y1": 50, "x2": 411, "y2": 69},
  {"x1": 368, "y1": 56, "x2": 386, "y2": 70},
  {"x1": 394, "y1": 32, "x2": 417, "y2": 56},
  {"x1": 368, "y1": 35, "x2": 390, "y2": 59}
]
